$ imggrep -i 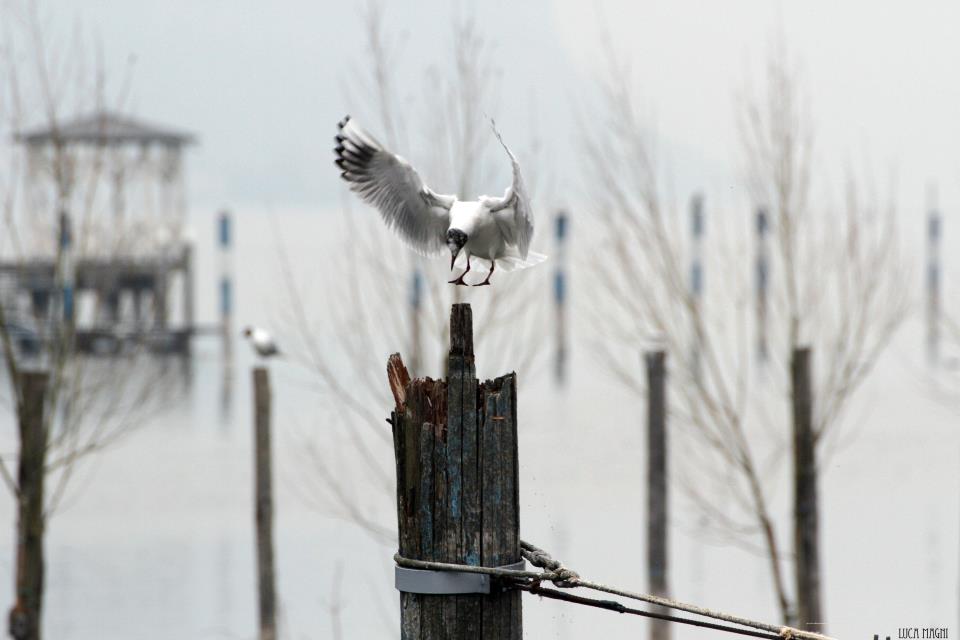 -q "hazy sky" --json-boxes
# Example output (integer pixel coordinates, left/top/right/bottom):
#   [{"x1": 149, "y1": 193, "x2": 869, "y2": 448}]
[
  {"x1": 17, "y1": 0, "x2": 960, "y2": 221},
  {"x1": 557, "y1": 0, "x2": 960, "y2": 214}
]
